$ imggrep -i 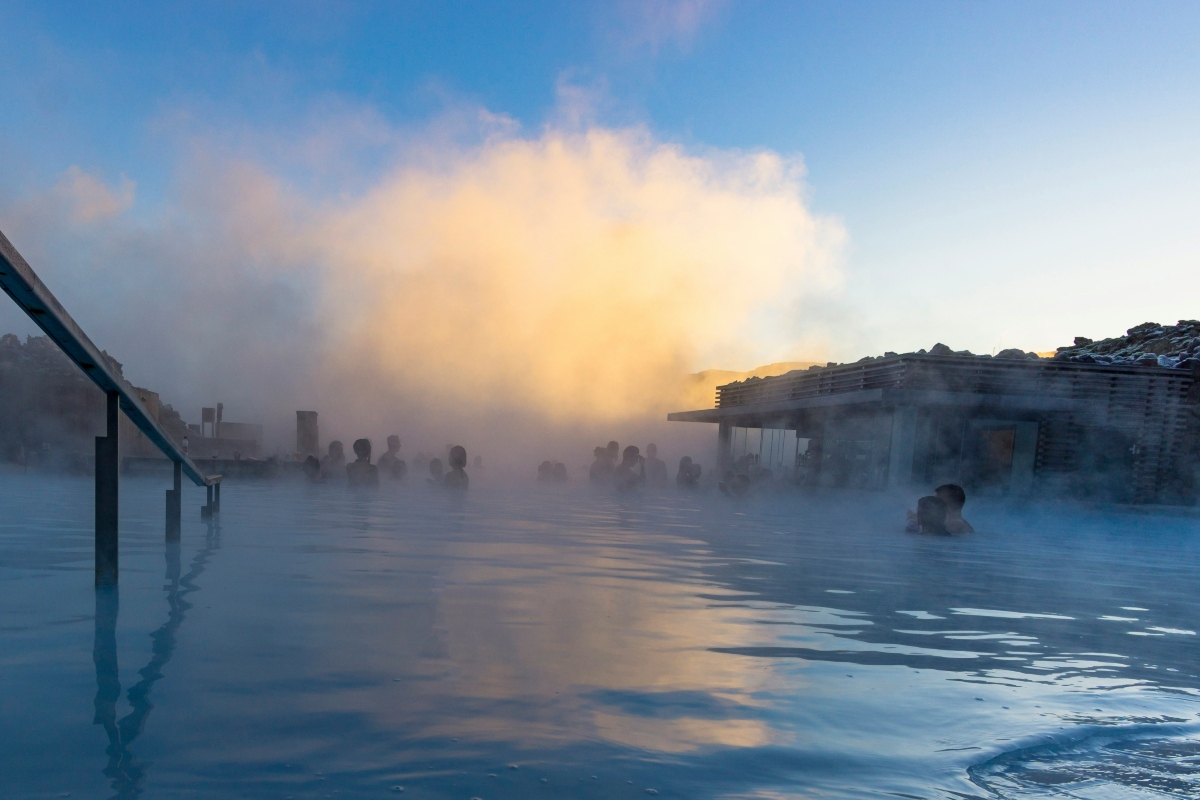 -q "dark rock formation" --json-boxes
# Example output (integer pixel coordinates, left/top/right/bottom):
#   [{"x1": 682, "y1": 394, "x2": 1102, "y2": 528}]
[{"x1": 1052, "y1": 320, "x2": 1200, "y2": 370}]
